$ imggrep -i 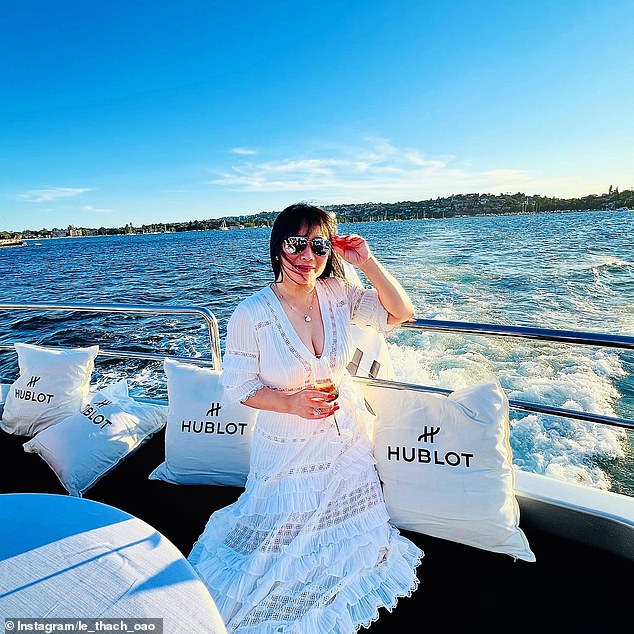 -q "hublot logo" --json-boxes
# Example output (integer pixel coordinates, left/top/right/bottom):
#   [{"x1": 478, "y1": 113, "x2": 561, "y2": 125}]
[
  {"x1": 27, "y1": 375, "x2": 41, "y2": 388},
  {"x1": 81, "y1": 401, "x2": 113, "y2": 429},
  {"x1": 206, "y1": 402, "x2": 222, "y2": 417},
  {"x1": 386, "y1": 425, "x2": 475, "y2": 468},
  {"x1": 181, "y1": 402, "x2": 248, "y2": 435},
  {"x1": 14, "y1": 375, "x2": 54, "y2": 404}
]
